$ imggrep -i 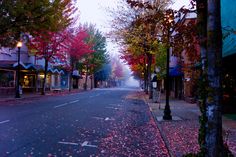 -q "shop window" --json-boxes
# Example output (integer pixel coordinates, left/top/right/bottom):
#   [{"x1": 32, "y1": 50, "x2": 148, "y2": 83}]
[
  {"x1": 54, "y1": 74, "x2": 59, "y2": 87},
  {"x1": 0, "y1": 70, "x2": 14, "y2": 87},
  {"x1": 23, "y1": 74, "x2": 35, "y2": 88}
]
